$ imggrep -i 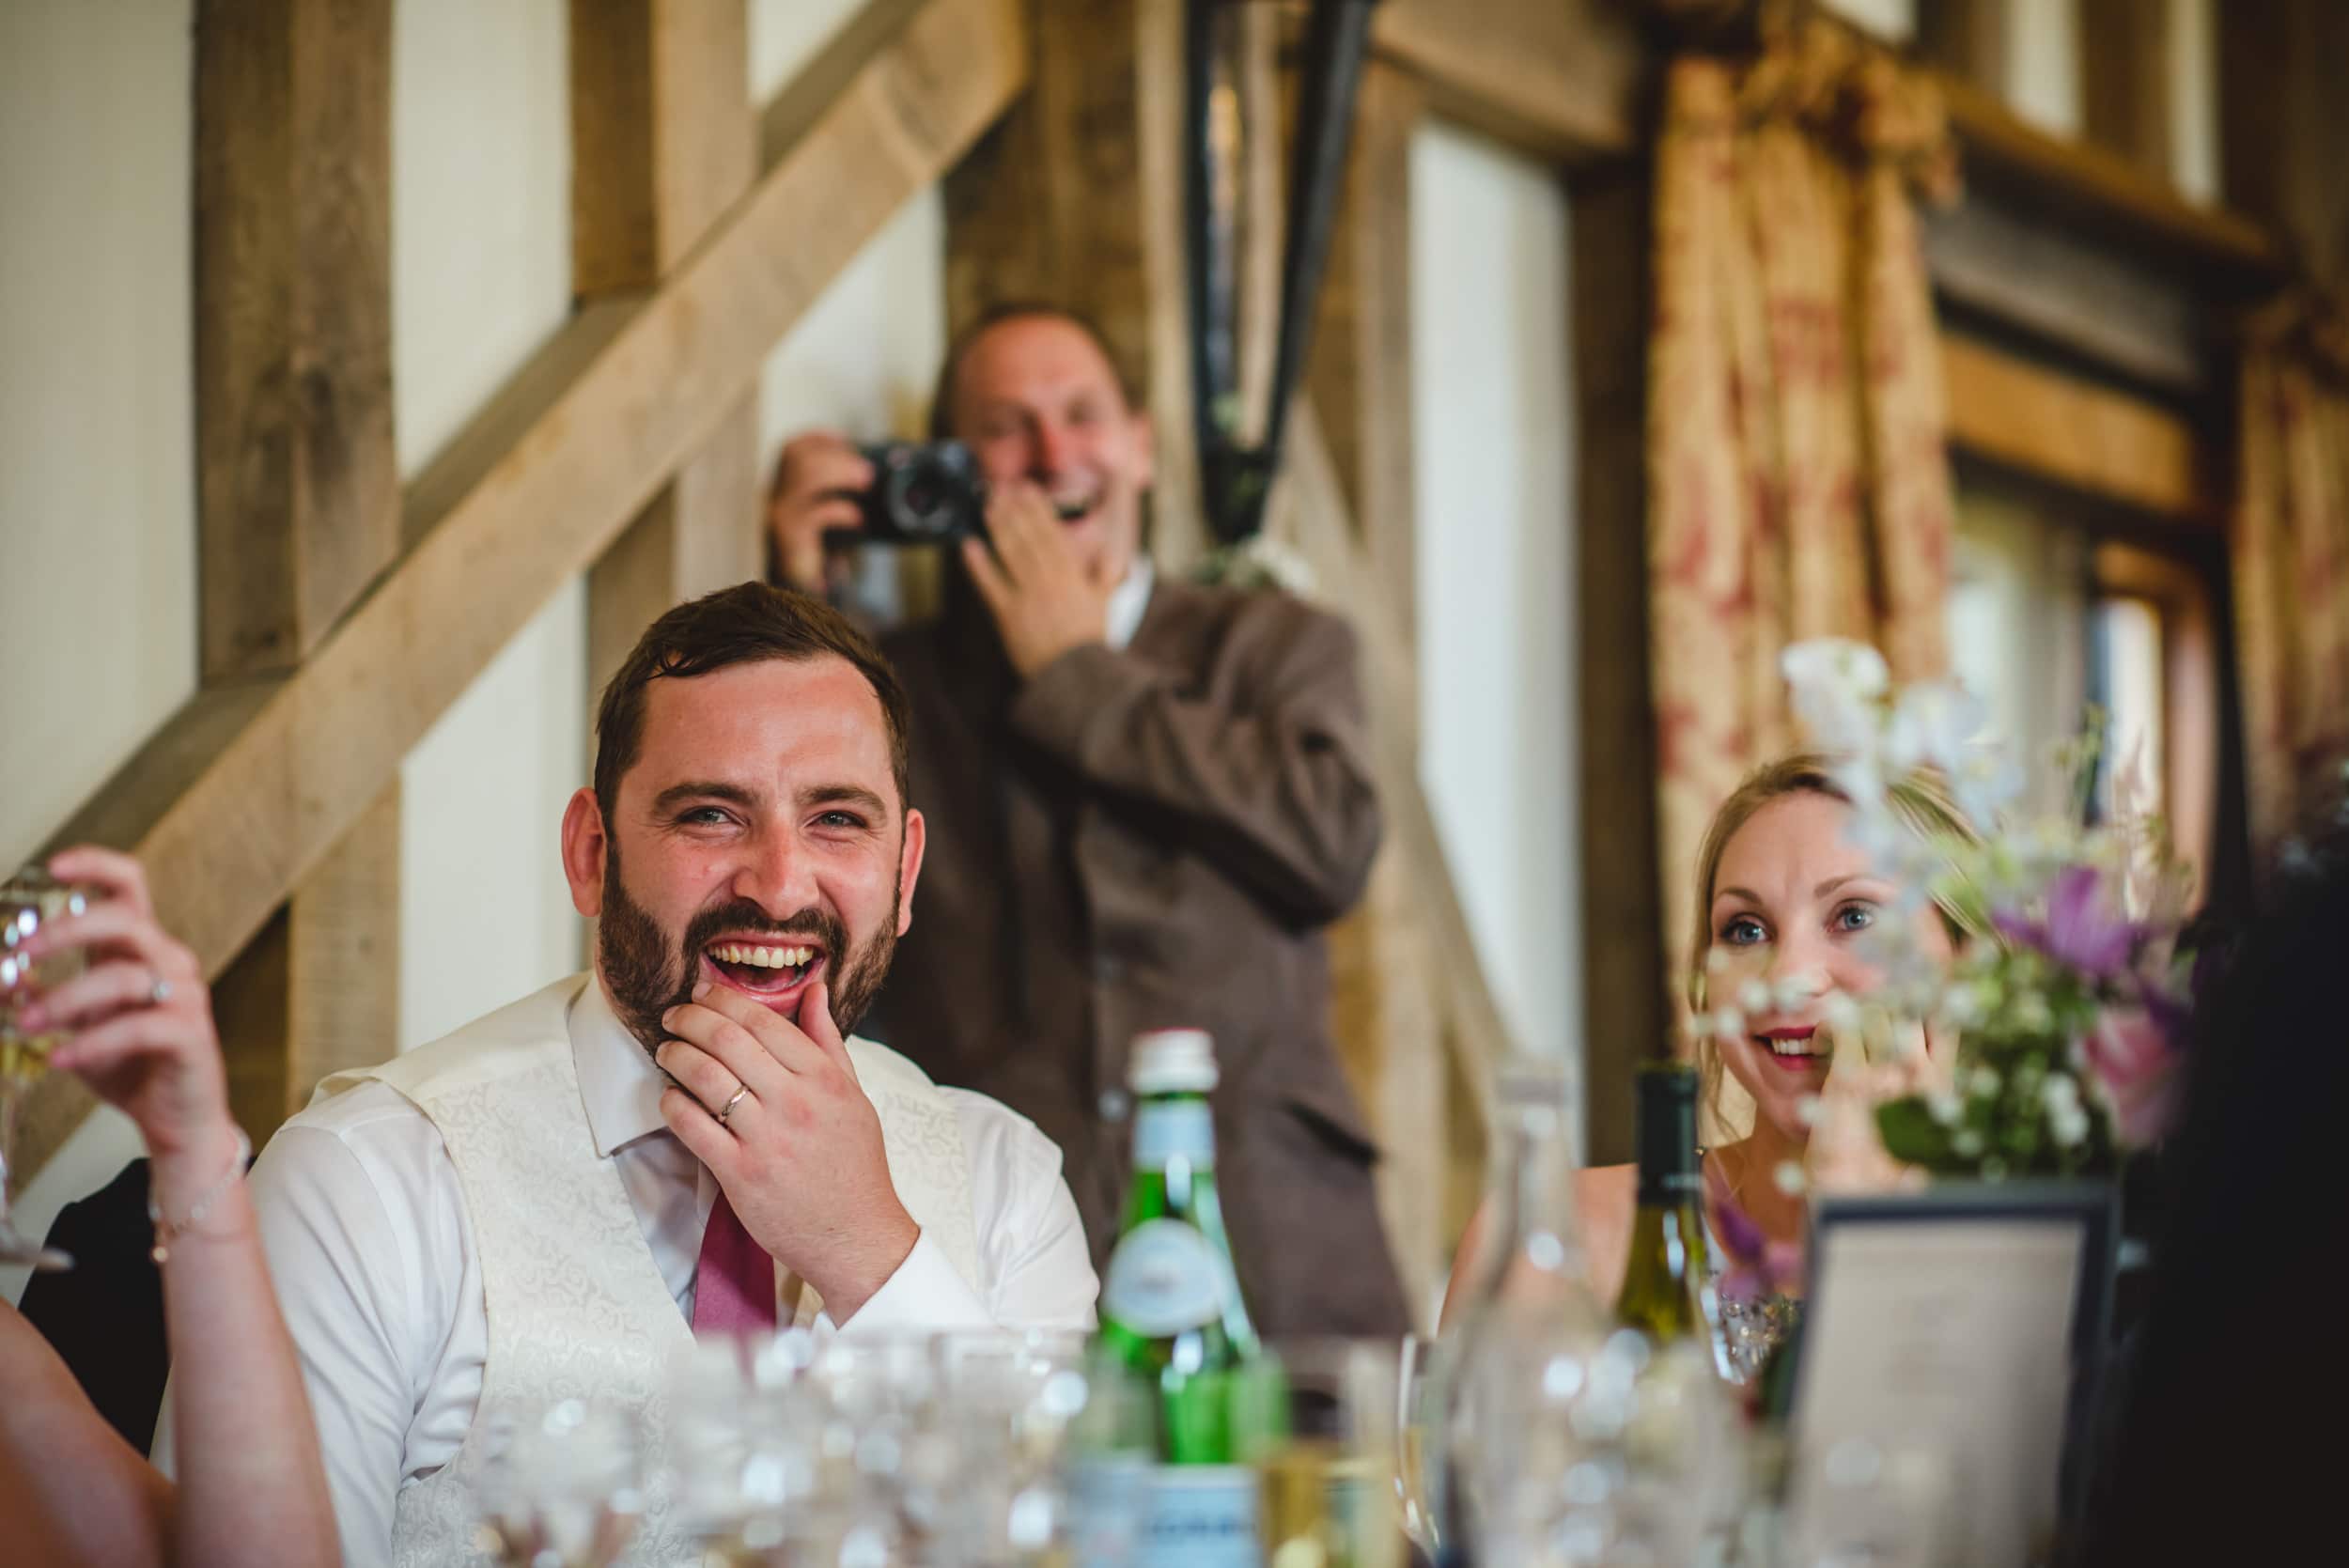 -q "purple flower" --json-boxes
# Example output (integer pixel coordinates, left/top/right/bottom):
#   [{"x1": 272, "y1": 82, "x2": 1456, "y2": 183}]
[
  {"x1": 1709, "y1": 1186, "x2": 1805, "y2": 1302},
  {"x1": 1994, "y1": 864, "x2": 2143, "y2": 980}
]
